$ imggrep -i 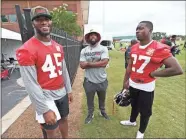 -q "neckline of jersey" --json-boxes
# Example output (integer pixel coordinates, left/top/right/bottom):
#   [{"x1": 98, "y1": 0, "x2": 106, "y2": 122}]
[
  {"x1": 33, "y1": 36, "x2": 53, "y2": 47},
  {"x1": 139, "y1": 40, "x2": 154, "y2": 49}
]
